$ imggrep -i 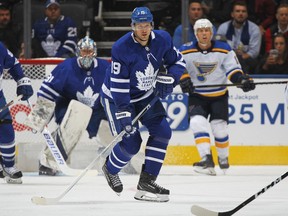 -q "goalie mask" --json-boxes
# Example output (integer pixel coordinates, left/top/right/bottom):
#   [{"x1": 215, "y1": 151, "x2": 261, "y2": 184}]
[{"x1": 76, "y1": 36, "x2": 97, "y2": 70}]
